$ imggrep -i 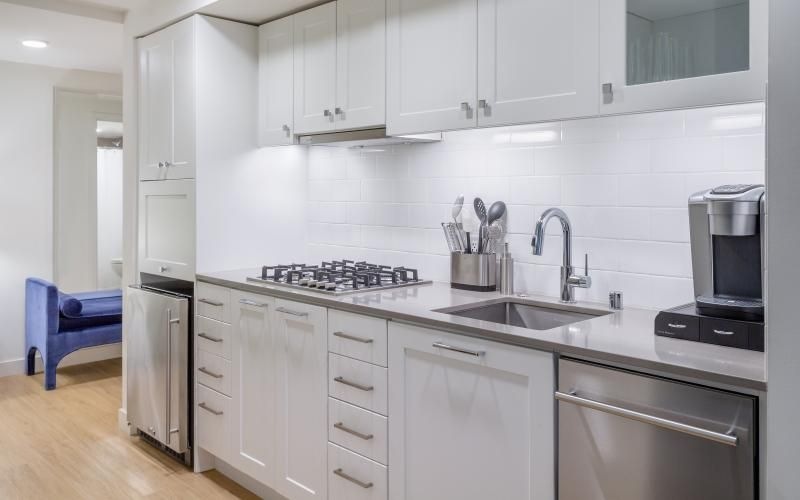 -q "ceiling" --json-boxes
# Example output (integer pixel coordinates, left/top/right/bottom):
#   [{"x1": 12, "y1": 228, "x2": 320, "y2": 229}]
[
  {"x1": 0, "y1": 1, "x2": 124, "y2": 73},
  {"x1": 200, "y1": 0, "x2": 323, "y2": 25},
  {"x1": 97, "y1": 120, "x2": 123, "y2": 138}
]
